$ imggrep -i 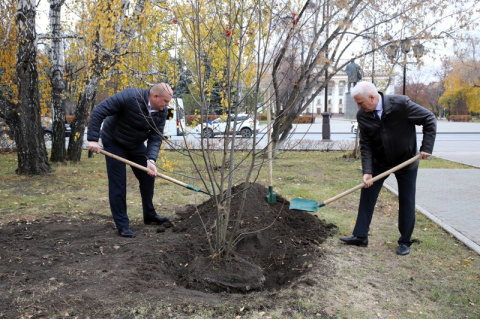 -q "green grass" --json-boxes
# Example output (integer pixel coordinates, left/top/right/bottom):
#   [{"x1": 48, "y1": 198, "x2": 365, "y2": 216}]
[{"x1": 0, "y1": 149, "x2": 478, "y2": 319}]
